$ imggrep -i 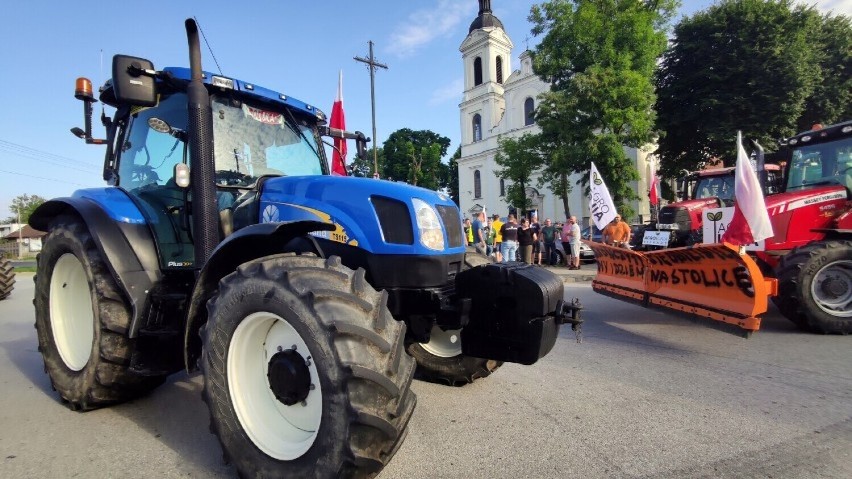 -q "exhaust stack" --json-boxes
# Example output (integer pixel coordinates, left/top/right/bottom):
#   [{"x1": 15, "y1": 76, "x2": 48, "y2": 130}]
[{"x1": 185, "y1": 18, "x2": 219, "y2": 269}]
